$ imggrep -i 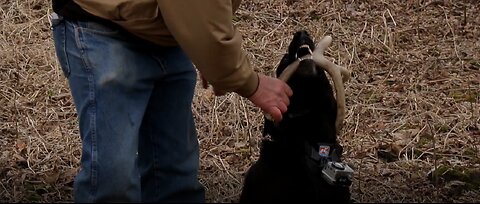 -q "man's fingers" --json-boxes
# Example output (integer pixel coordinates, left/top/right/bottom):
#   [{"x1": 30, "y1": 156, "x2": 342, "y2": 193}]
[
  {"x1": 284, "y1": 84, "x2": 293, "y2": 97},
  {"x1": 267, "y1": 107, "x2": 283, "y2": 122},
  {"x1": 277, "y1": 101, "x2": 288, "y2": 114},
  {"x1": 281, "y1": 94, "x2": 290, "y2": 107},
  {"x1": 280, "y1": 81, "x2": 292, "y2": 107}
]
